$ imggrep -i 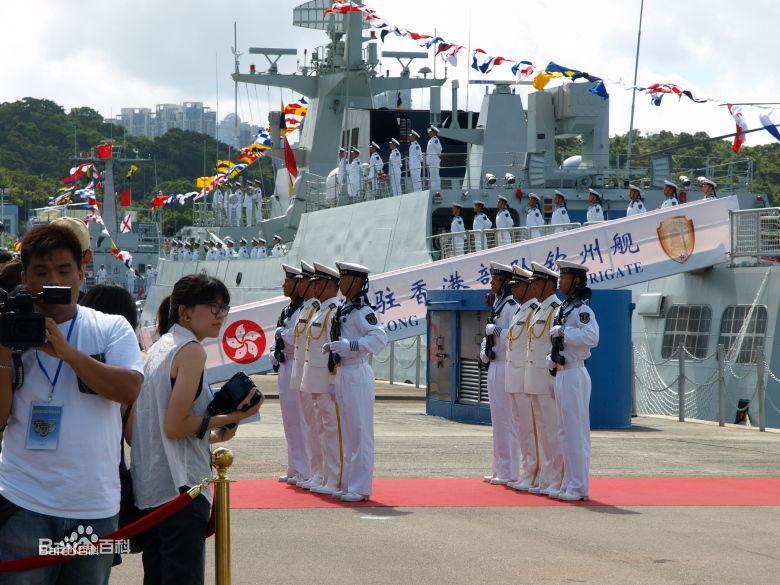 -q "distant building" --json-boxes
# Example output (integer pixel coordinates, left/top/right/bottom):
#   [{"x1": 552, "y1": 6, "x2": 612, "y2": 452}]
[
  {"x1": 217, "y1": 113, "x2": 260, "y2": 148},
  {"x1": 106, "y1": 101, "x2": 219, "y2": 140}
]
